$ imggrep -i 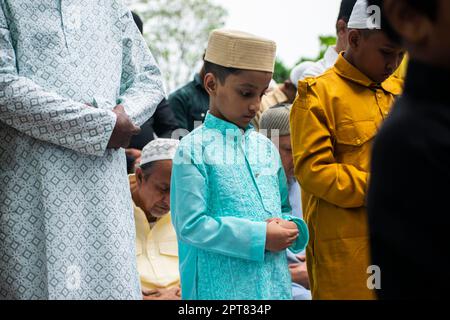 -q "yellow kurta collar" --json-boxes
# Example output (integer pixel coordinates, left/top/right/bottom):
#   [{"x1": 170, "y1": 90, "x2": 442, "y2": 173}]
[{"x1": 333, "y1": 53, "x2": 403, "y2": 96}]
